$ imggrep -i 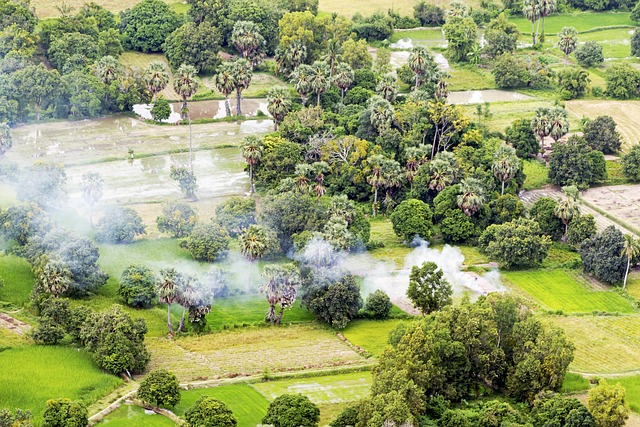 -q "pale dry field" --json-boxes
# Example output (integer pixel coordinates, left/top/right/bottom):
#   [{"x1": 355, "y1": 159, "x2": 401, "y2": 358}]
[{"x1": 582, "y1": 184, "x2": 640, "y2": 233}]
